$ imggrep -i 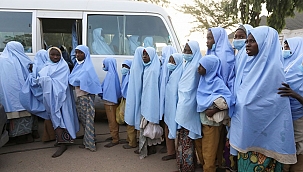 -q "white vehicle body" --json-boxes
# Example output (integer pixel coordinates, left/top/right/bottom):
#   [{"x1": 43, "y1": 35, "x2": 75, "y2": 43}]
[{"x1": 0, "y1": 0, "x2": 181, "y2": 112}]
